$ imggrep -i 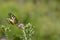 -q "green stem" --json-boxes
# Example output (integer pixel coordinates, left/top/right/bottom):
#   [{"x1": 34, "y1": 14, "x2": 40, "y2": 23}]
[{"x1": 22, "y1": 27, "x2": 27, "y2": 40}]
